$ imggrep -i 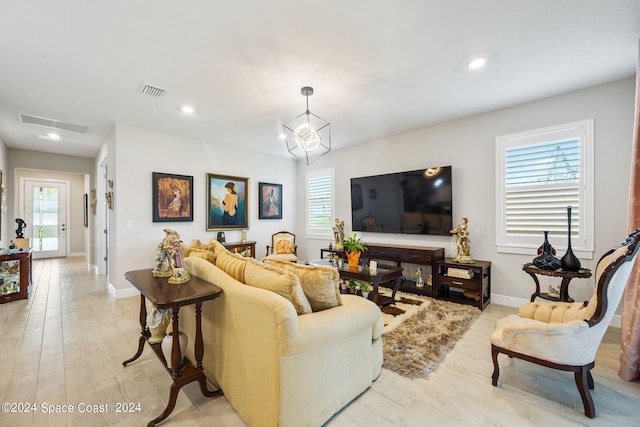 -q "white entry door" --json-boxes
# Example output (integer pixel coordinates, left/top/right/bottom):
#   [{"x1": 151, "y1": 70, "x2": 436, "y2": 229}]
[{"x1": 23, "y1": 180, "x2": 68, "y2": 258}]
